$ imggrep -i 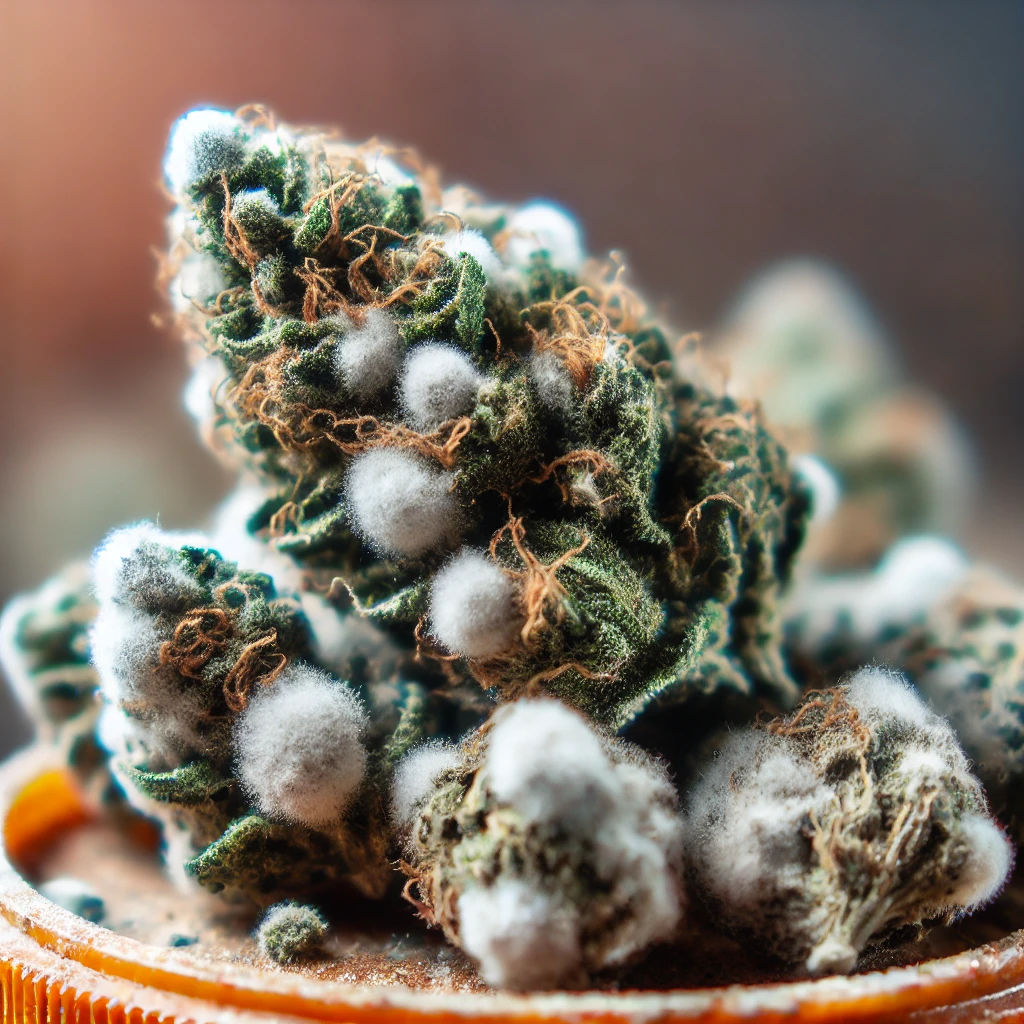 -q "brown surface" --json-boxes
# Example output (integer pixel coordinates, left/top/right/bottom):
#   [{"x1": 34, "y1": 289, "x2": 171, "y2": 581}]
[{"x1": 2, "y1": 751, "x2": 1024, "y2": 1022}]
